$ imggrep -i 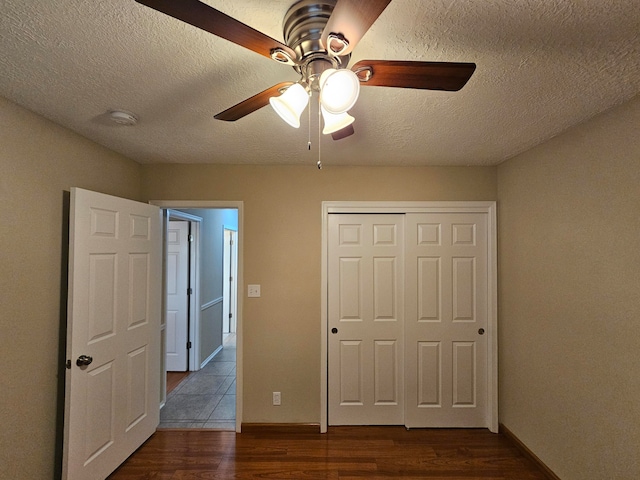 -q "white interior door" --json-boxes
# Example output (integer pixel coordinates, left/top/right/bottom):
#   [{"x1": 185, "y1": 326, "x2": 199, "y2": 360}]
[
  {"x1": 404, "y1": 213, "x2": 488, "y2": 428},
  {"x1": 63, "y1": 188, "x2": 161, "y2": 480},
  {"x1": 328, "y1": 214, "x2": 405, "y2": 425},
  {"x1": 165, "y1": 220, "x2": 189, "y2": 372}
]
